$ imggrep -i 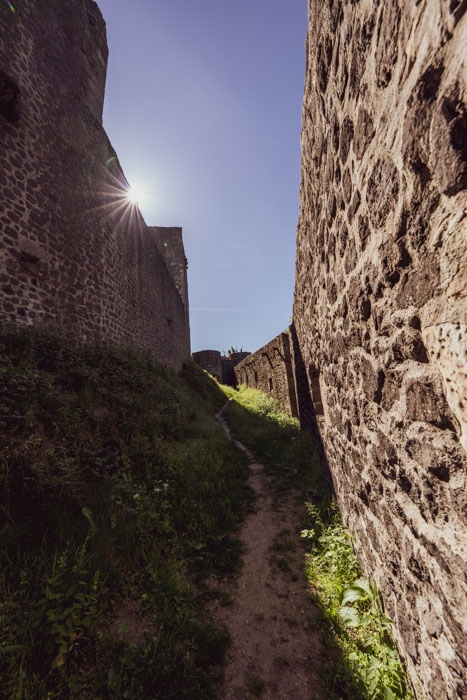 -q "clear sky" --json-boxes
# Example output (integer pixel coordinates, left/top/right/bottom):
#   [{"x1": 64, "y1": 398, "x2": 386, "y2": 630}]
[{"x1": 96, "y1": 0, "x2": 307, "y2": 354}]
